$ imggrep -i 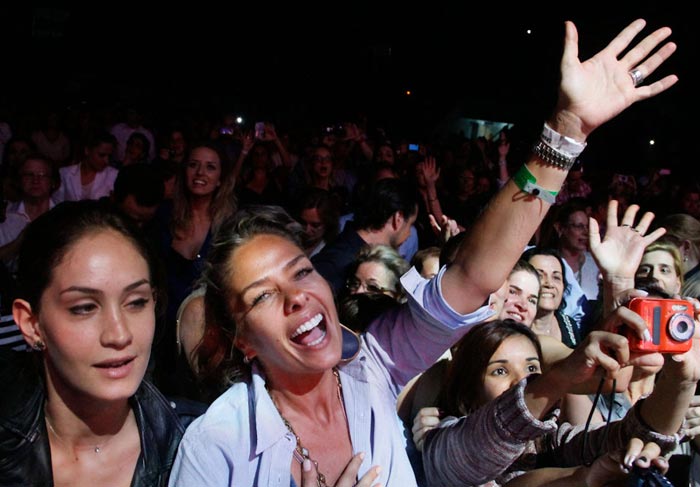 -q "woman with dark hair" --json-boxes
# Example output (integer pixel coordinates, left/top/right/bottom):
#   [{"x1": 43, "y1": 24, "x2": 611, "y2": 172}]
[
  {"x1": 416, "y1": 319, "x2": 676, "y2": 486},
  {"x1": 522, "y1": 247, "x2": 582, "y2": 348},
  {"x1": 1, "y1": 200, "x2": 185, "y2": 486}
]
